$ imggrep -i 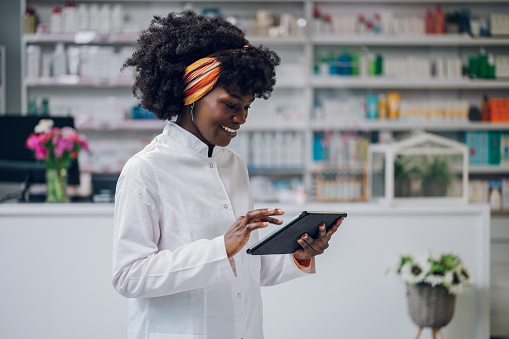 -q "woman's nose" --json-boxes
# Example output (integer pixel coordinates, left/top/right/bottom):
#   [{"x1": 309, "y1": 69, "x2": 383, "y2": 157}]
[{"x1": 232, "y1": 111, "x2": 247, "y2": 125}]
